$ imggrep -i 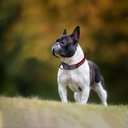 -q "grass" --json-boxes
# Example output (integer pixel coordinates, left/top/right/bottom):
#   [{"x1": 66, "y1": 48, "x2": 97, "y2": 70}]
[{"x1": 0, "y1": 97, "x2": 128, "y2": 128}]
